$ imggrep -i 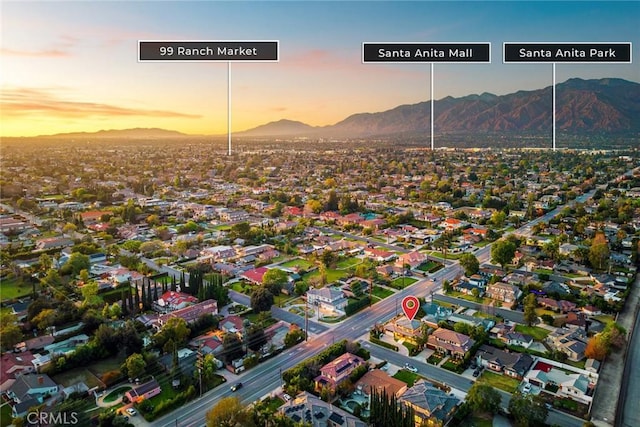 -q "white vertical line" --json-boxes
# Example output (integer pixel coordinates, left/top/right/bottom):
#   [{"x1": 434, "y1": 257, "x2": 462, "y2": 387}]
[
  {"x1": 228, "y1": 62, "x2": 232, "y2": 156},
  {"x1": 552, "y1": 62, "x2": 556, "y2": 151},
  {"x1": 431, "y1": 62, "x2": 434, "y2": 151}
]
